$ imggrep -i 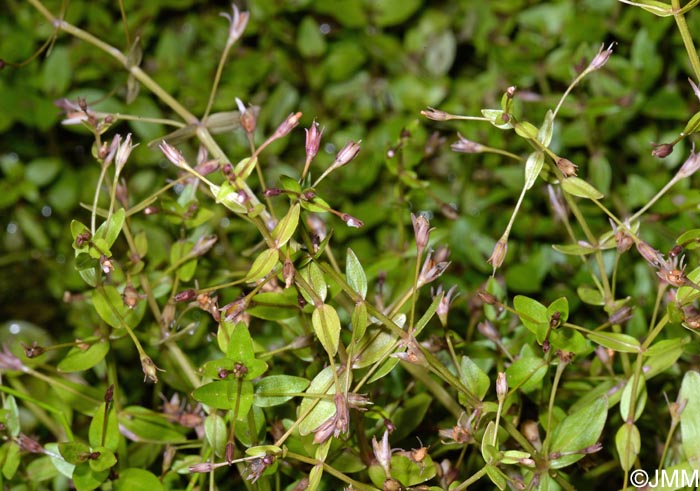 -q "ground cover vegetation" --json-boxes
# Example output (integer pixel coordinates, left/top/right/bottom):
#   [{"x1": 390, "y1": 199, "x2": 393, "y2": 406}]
[{"x1": 3, "y1": 1, "x2": 700, "y2": 490}]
